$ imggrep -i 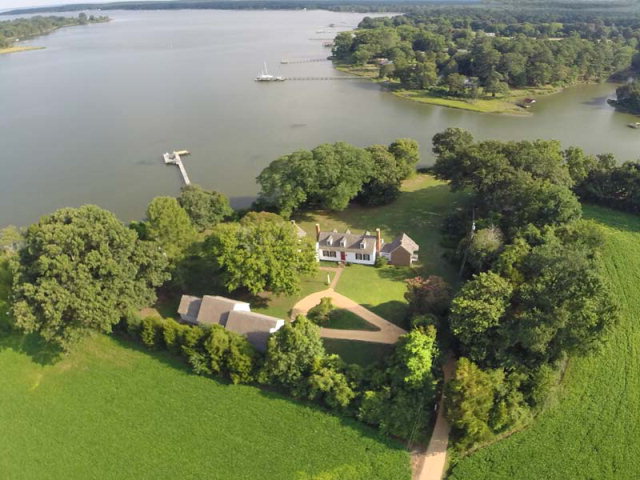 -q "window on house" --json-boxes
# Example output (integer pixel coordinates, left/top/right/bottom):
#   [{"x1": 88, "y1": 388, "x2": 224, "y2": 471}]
[
  {"x1": 355, "y1": 253, "x2": 370, "y2": 261},
  {"x1": 323, "y1": 250, "x2": 337, "y2": 258}
]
